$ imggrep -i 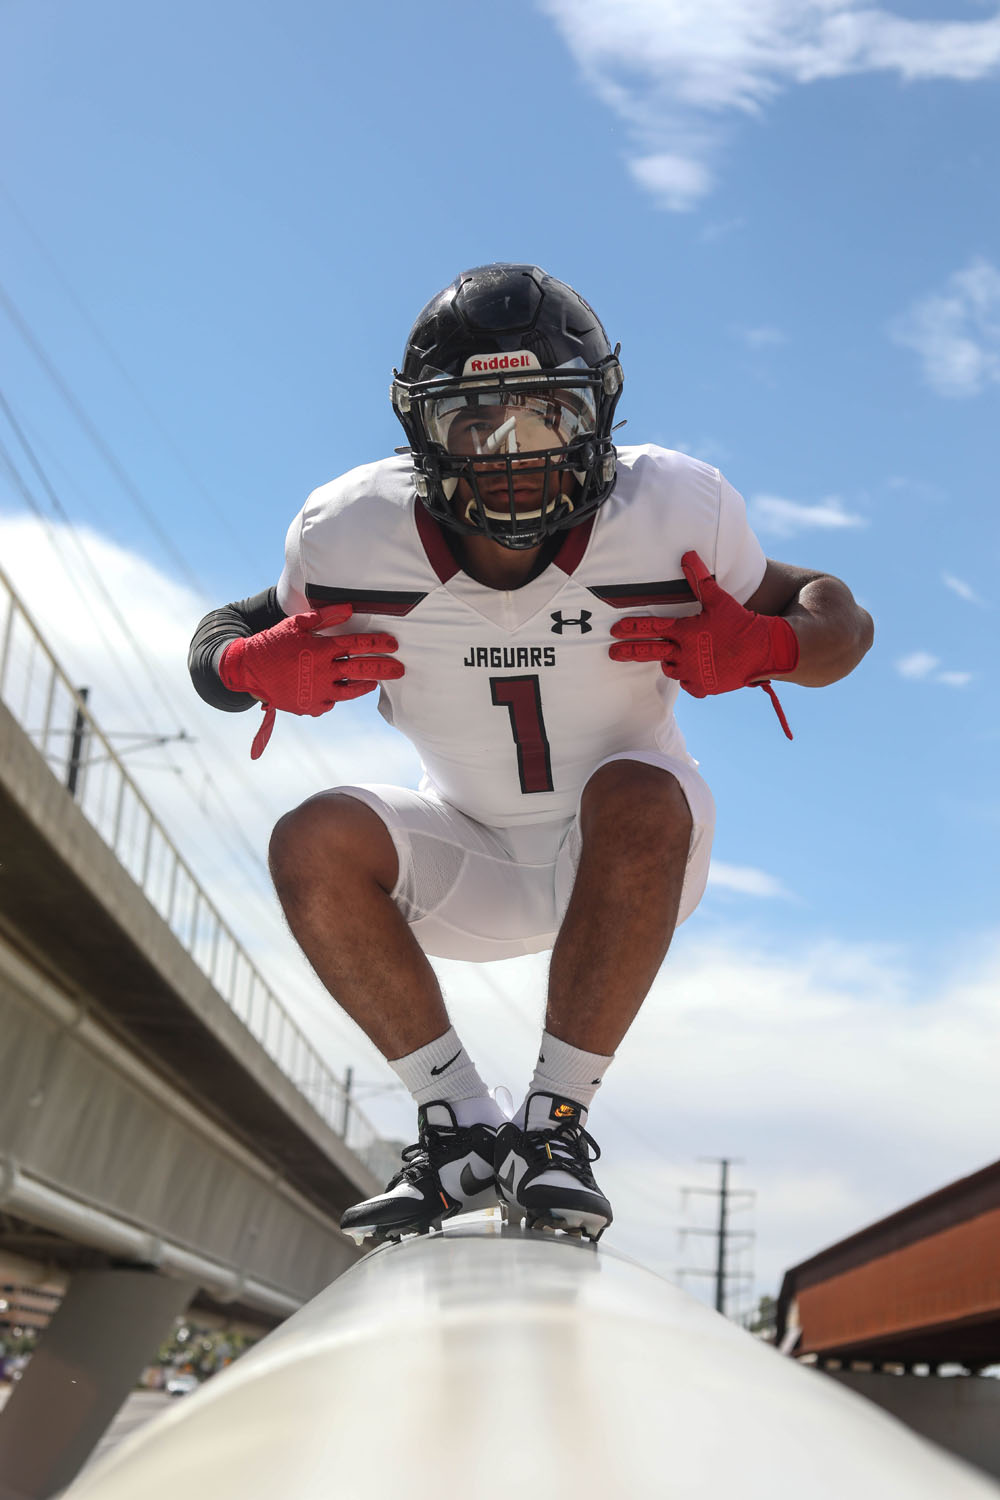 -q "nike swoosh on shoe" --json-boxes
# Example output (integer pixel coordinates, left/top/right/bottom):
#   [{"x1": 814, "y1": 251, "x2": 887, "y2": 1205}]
[
  {"x1": 459, "y1": 1162, "x2": 495, "y2": 1196},
  {"x1": 496, "y1": 1159, "x2": 517, "y2": 1194}
]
